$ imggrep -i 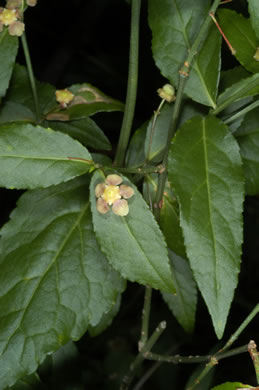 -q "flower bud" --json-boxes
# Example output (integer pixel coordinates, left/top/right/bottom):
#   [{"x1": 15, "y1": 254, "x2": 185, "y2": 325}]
[
  {"x1": 26, "y1": 0, "x2": 37, "y2": 6},
  {"x1": 157, "y1": 84, "x2": 176, "y2": 103},
  {"x1": 6, "y1": 0, "x2": 22, "y2": 9}
]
